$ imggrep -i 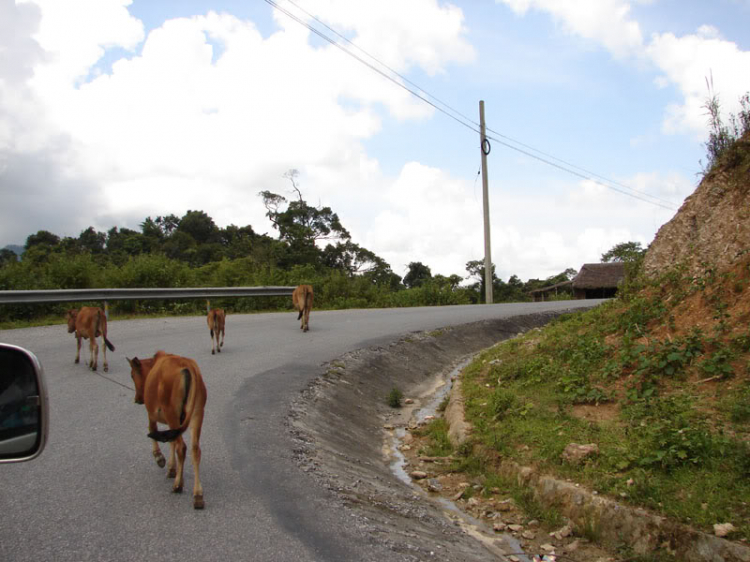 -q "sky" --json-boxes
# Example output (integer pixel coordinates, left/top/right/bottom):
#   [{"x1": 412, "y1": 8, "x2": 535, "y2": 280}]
[{"x1": 1, "y1": 0, "x2": 749, "y2": 283}]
